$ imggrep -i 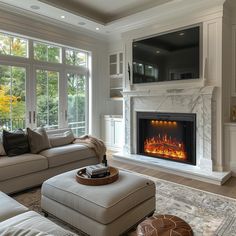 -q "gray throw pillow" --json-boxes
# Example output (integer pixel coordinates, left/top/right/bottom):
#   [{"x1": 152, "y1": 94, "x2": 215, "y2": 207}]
[
  {"x1": 27, "y1": 127, "x2": 51, "y2": 154},
  {"x1": 2, "y1": 129, "x2": 29, "y2": 157},
  {"x1": 49, "y1": 130, "x2": 75, "y2": 147}
]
